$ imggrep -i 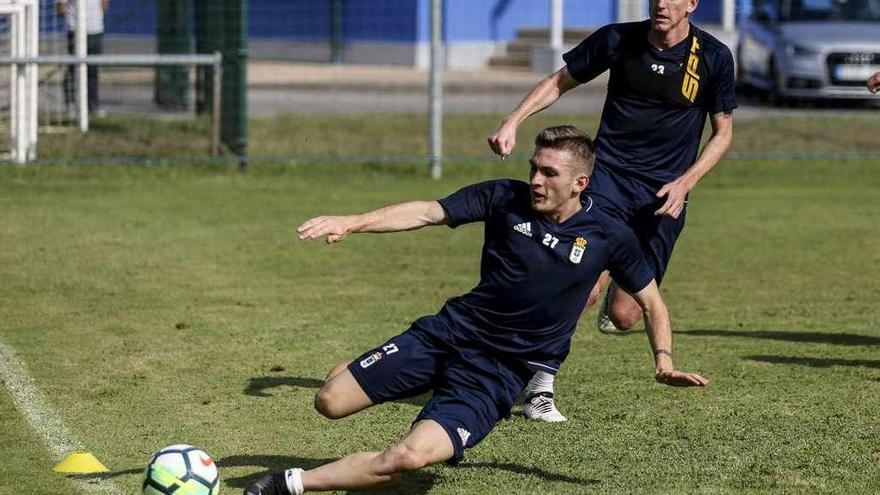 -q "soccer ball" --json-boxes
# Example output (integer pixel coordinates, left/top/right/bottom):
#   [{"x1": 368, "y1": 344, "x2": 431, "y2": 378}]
[{"x1": 143, "y1": 444, "x2": 220, "y2": 495}]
